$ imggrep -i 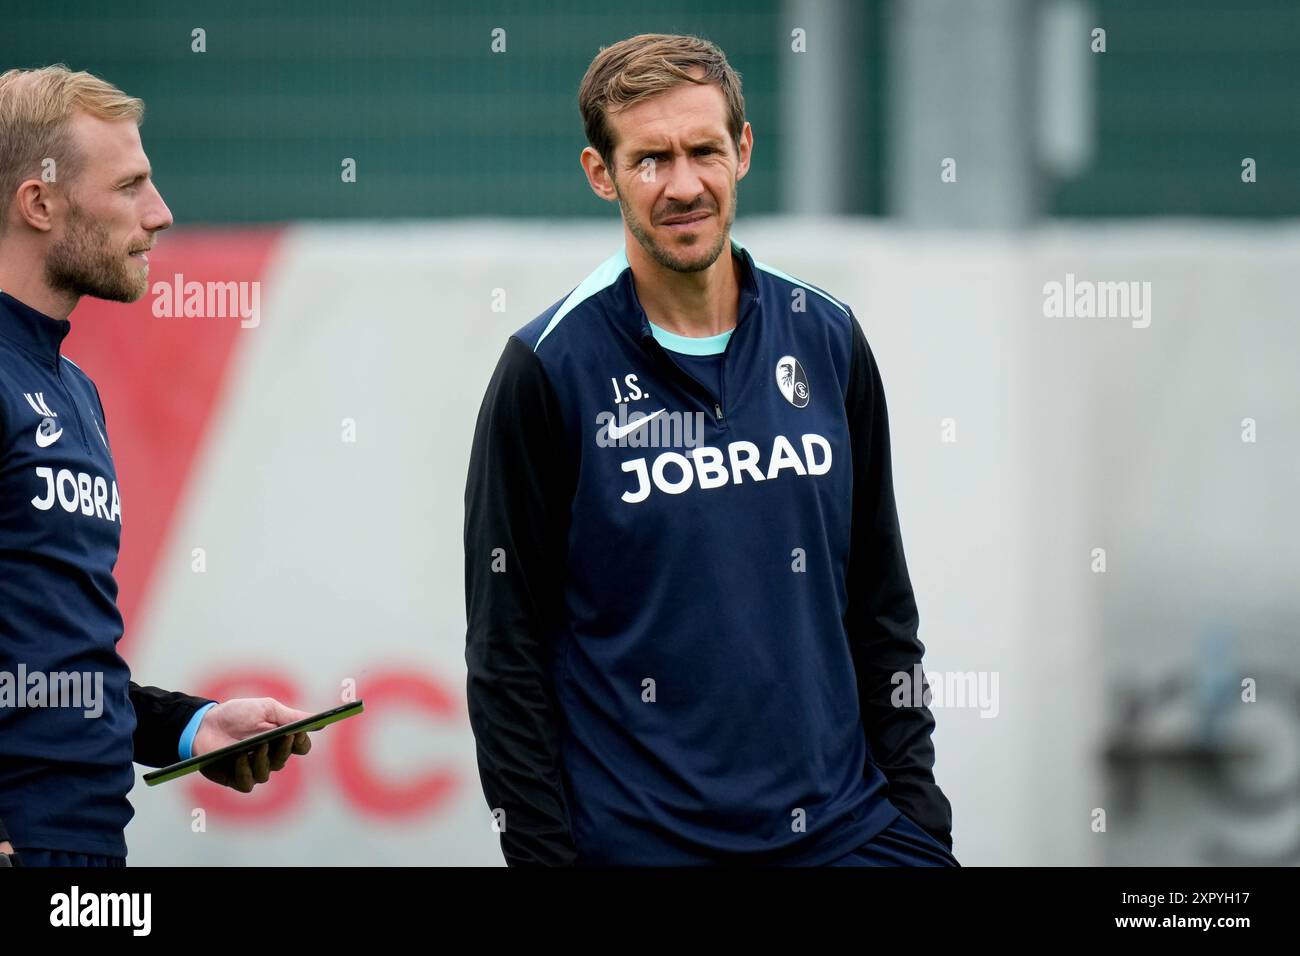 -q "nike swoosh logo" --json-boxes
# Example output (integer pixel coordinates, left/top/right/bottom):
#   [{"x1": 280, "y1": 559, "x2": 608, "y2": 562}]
[
  {"x1": 606, "y1": 408, "x2": 666, "y2": 440},
  {"x1": 35, "y1": 426, "x2": 63, "y2": 448}
]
